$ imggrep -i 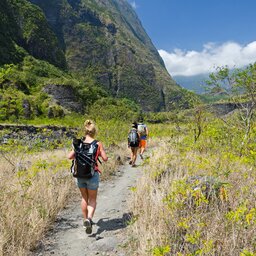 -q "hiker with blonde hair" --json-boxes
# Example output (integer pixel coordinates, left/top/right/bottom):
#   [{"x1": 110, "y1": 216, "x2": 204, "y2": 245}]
[{"x1": 68, "y1": 119, "x2": 108, "y2": 234}]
